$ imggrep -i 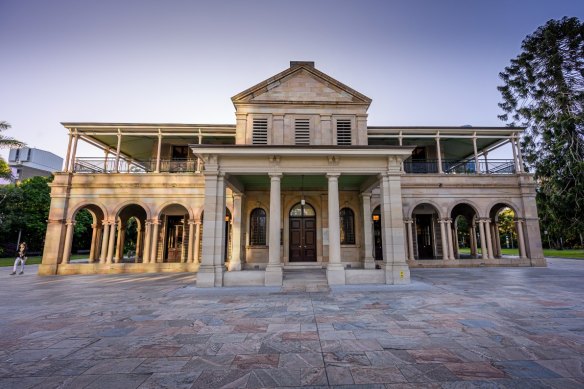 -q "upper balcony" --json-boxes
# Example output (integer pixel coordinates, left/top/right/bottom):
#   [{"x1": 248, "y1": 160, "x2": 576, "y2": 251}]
[{"x1": 63, "y1": 123, "x2": 526, "y2": 177}]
